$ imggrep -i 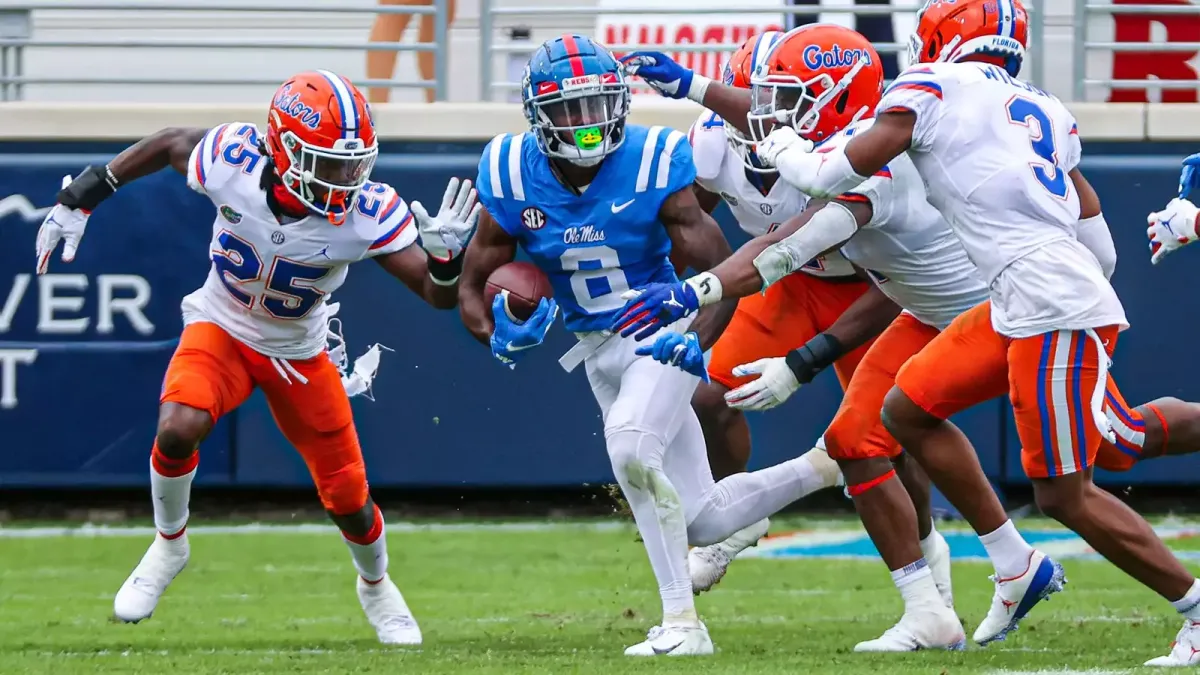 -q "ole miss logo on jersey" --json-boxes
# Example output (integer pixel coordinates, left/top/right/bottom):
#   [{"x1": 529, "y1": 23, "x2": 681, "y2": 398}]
[{"x1": 522, "y1": 207, "x2": 547, "y2": 230}]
